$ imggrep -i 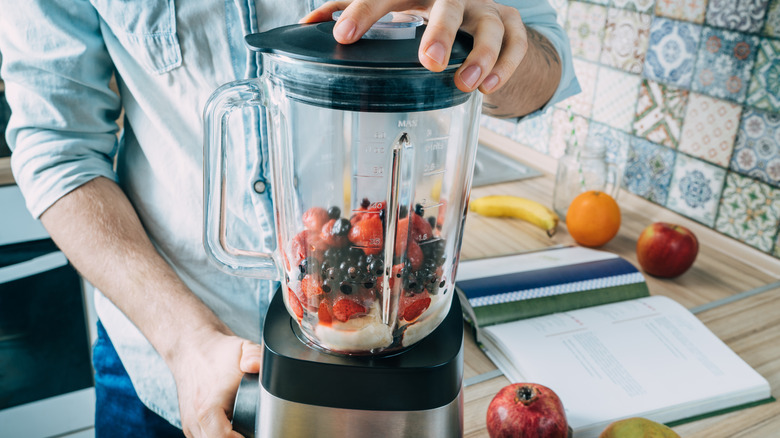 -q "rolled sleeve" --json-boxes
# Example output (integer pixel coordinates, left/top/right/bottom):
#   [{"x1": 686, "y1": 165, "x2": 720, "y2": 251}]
[
  {"x1": 499, "y1": 0, "x2": 581, "y2": 112},
  {"x1": 0, "y1": 0, "x2": 121, "y2": 218}
]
